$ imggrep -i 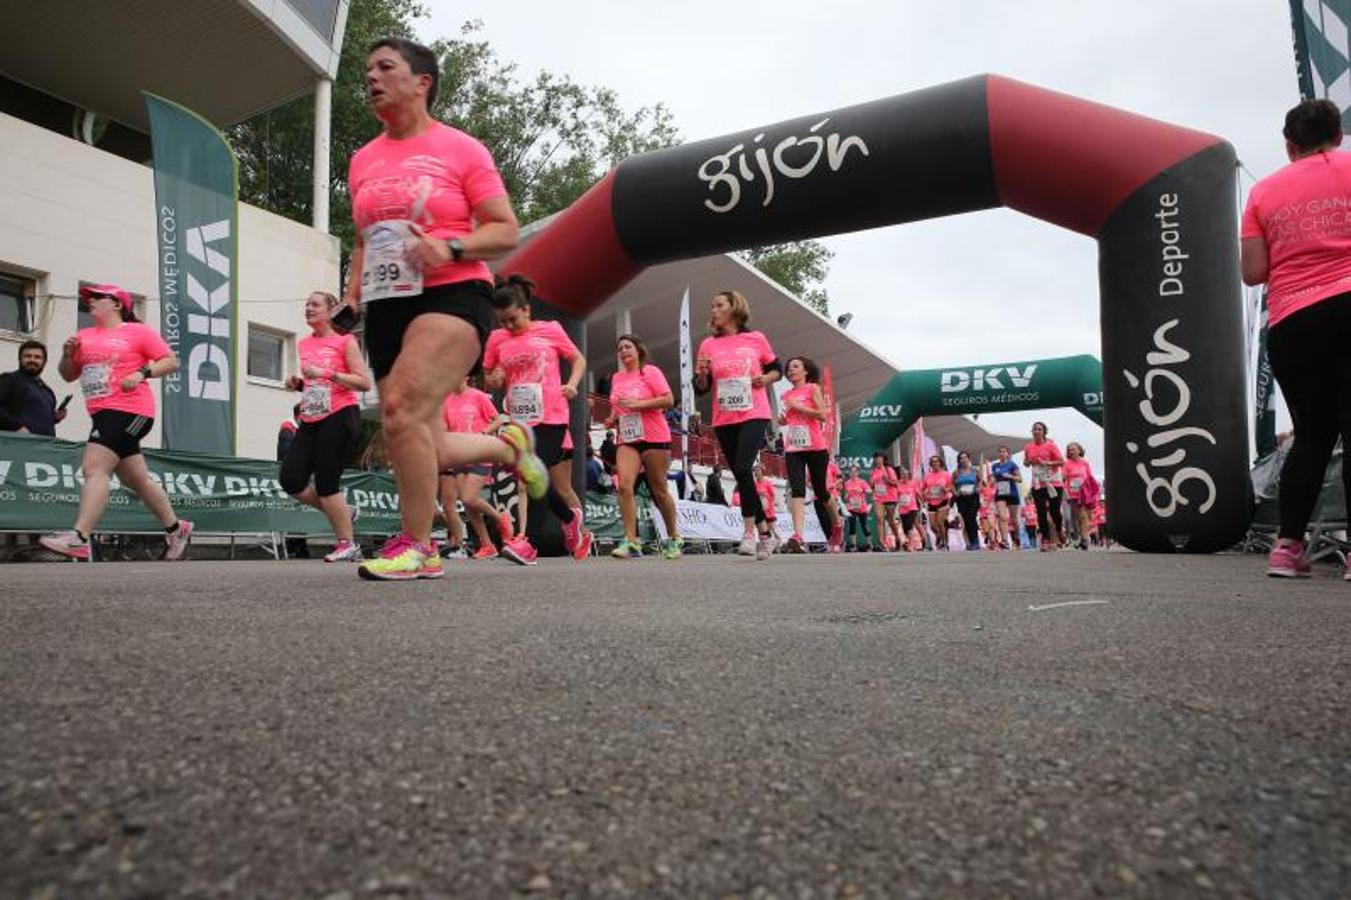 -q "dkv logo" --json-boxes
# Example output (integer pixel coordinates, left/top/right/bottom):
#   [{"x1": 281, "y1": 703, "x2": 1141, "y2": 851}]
[{"x1": 940, "y1": 365, "x2": 1037, "y2": 393}]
